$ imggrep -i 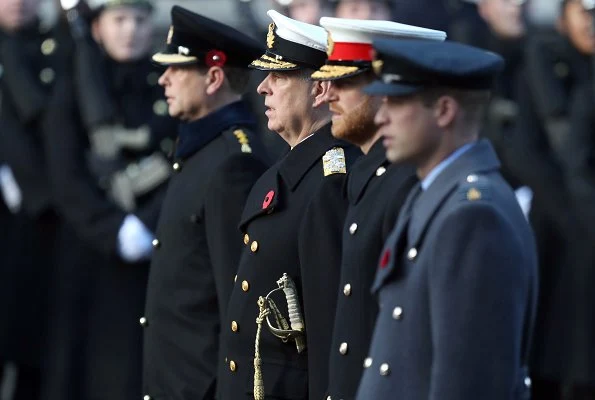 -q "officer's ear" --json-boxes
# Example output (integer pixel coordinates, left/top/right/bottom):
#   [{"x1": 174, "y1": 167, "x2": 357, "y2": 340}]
[
  {"x1": 205, "y1": 66, "x2": 226, "y2": 96},
  {"x1": 433, "y1": 95, "x2": 459, "y2": 129},
  {"x1": 312, "y1": 80, "x2": 331, "y2": 108}
]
